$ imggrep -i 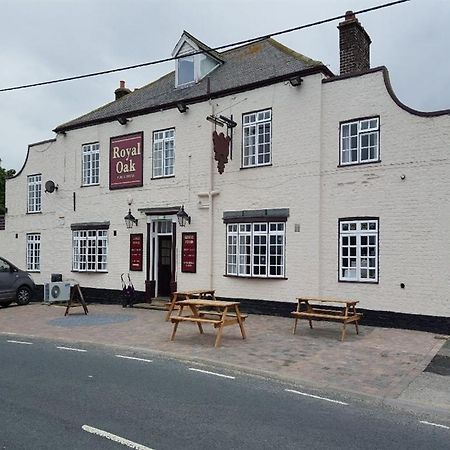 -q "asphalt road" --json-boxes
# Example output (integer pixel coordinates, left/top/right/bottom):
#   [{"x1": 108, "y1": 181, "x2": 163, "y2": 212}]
[{"x1": 0, "y1": 335, "x2": 448, "y2": 450}]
